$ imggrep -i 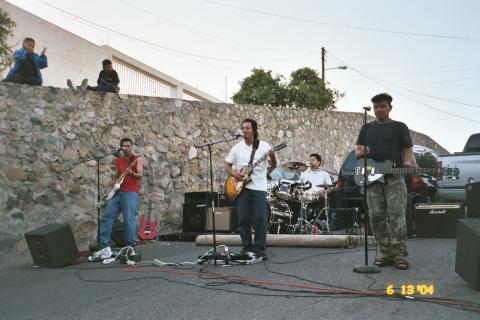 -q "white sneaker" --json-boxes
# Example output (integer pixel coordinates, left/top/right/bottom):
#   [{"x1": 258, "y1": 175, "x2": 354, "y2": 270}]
[
  {"x1": 88, "y1": 246, "x2": 112, "y2": 262},
  {"x1": 80, "y1": 78, "x2": 88, "y2": 92}
]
